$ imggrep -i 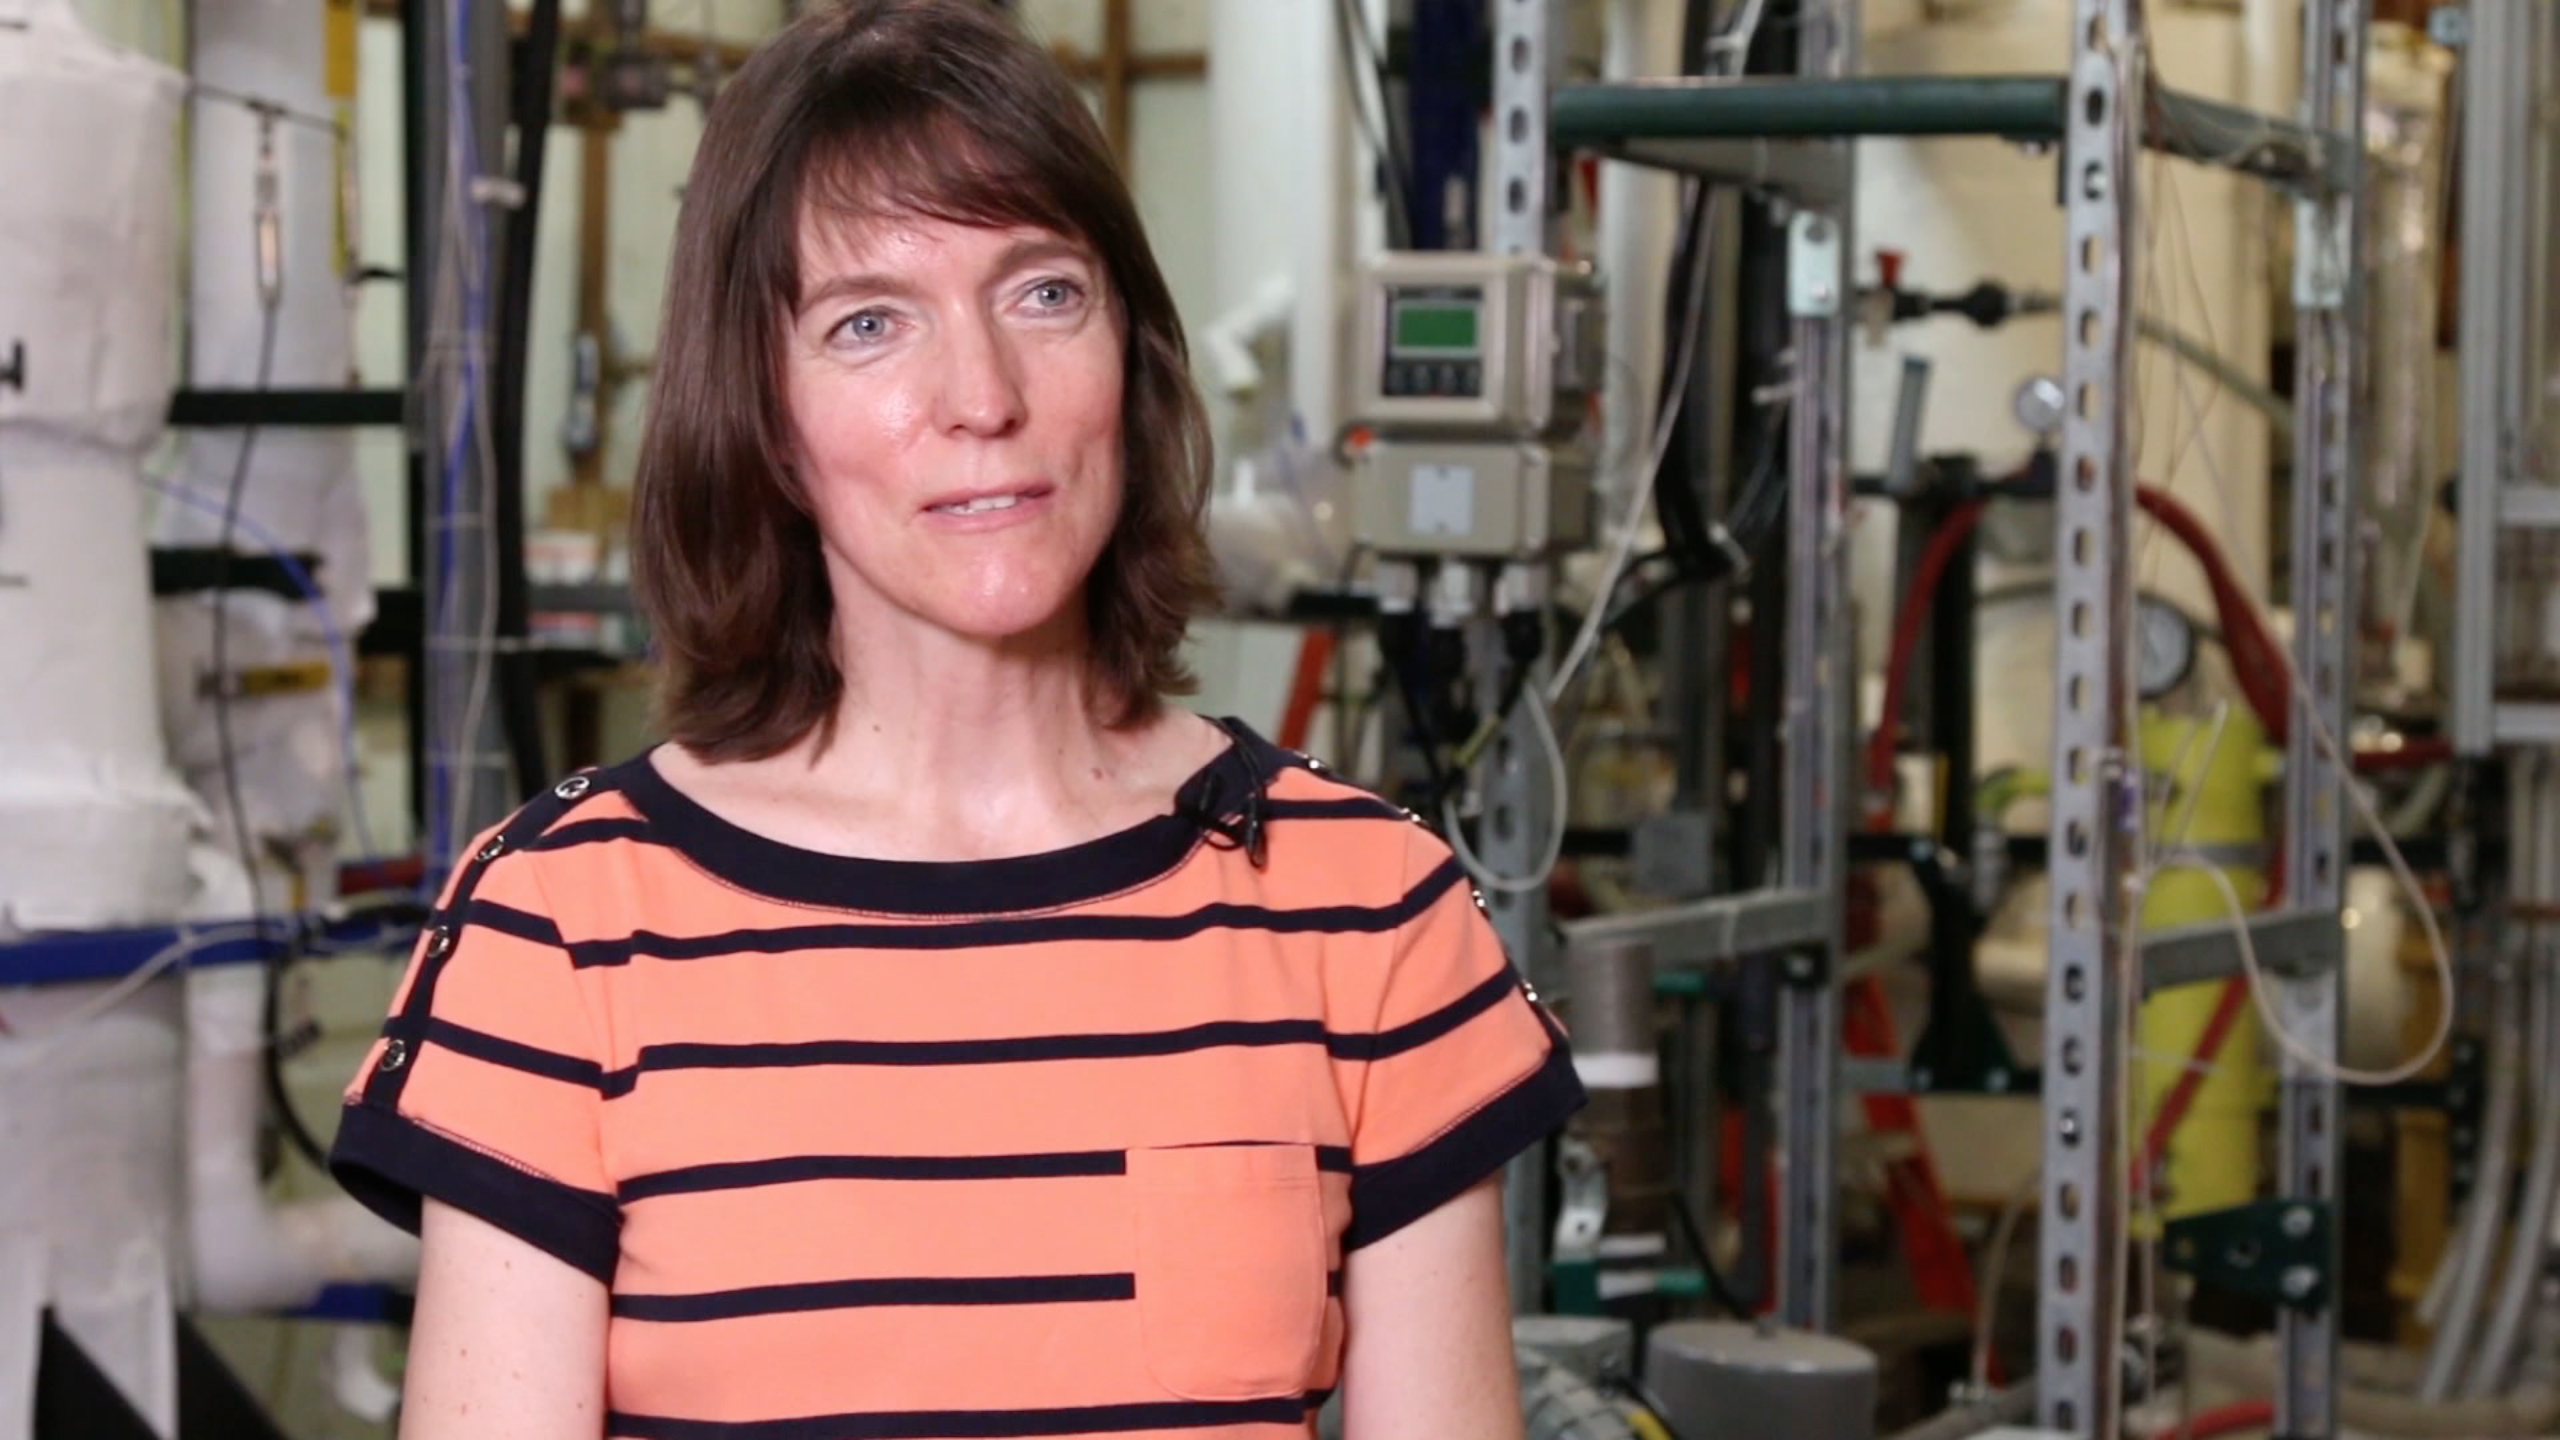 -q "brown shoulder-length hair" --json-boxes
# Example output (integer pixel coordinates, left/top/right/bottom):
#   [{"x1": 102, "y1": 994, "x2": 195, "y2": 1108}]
[{"x1": 631, "y1": 0, "x2": 1217, "y2": 762}]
